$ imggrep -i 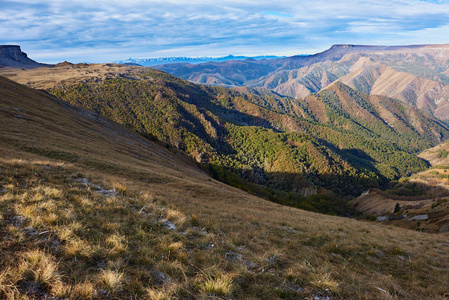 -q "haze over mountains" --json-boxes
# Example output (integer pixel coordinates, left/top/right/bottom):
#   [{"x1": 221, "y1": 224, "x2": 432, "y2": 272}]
[
  {"x1": 115, "y1": 55, "x2": 284, "y2": 66},
  {"x1": 156, "y1": 43, "x2": 449, "y2": 120}
]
